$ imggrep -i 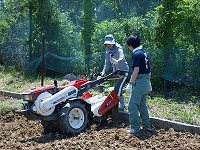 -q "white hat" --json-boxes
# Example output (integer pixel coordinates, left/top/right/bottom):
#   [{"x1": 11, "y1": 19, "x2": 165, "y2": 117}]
[{"x1": 104, "y1": 34, "x2": 116, "y2": 45}]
